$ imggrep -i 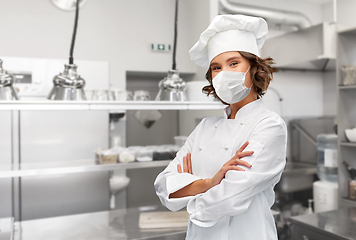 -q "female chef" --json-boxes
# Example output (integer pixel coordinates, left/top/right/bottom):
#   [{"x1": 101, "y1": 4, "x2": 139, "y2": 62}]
[{"x1": 154, "y1": 14, "x2": 287, "y2": 240}]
